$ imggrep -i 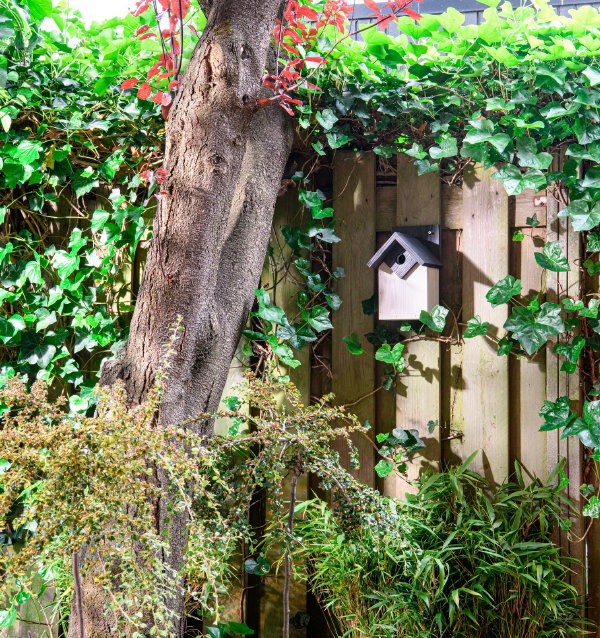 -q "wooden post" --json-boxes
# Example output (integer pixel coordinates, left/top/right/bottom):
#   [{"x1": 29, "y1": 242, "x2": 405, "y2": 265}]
[
  {"x1": 331, "y1": 151, "x2": 377, "y2": 487},
  {"x1": 461, "y1": 164, "x2": 510, "y2": 485},
  {"x1": 392, "y1": 156, "x2": 442, "y2": 497},
  {"x1": 509, "y1": 224, "x2": 548, "y2": 480}
]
